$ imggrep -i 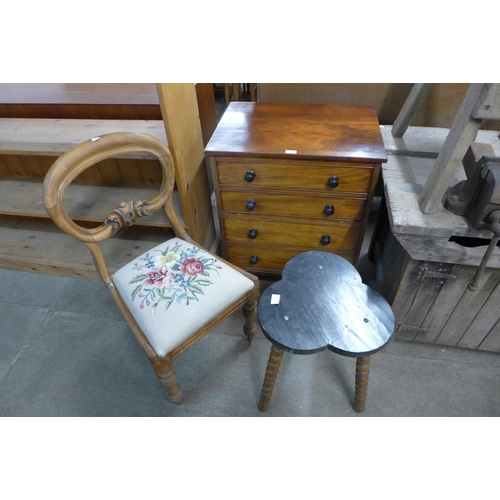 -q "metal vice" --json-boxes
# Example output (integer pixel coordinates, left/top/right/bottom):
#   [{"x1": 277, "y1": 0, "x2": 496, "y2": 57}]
[{"x1": 445, "y1": 143, "x2": 500, "y2": 290}]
